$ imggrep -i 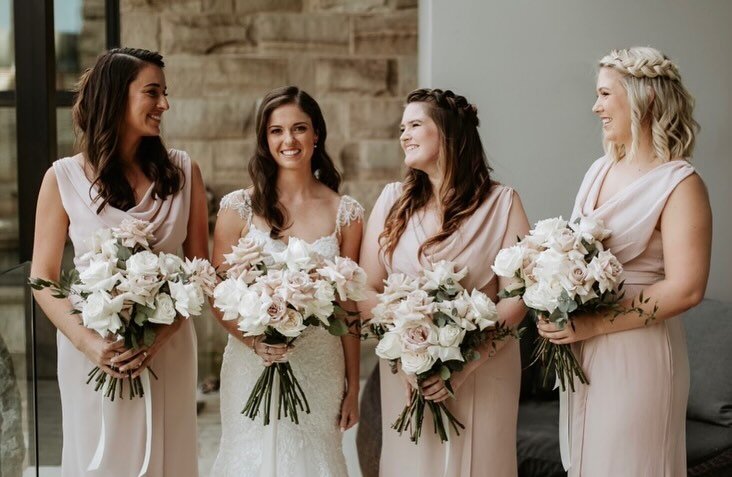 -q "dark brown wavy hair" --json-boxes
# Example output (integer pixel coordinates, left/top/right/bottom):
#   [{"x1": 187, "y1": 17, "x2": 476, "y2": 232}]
[
  {"x1": 379, "y1": 88, "x2": 494, "y2": 261},
  {"x1": 72, "y1": 47, "x2": 183, "y2": 213},
  {"x1": 248, "y1": 86, "x2": 341, "y2": 239}
]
